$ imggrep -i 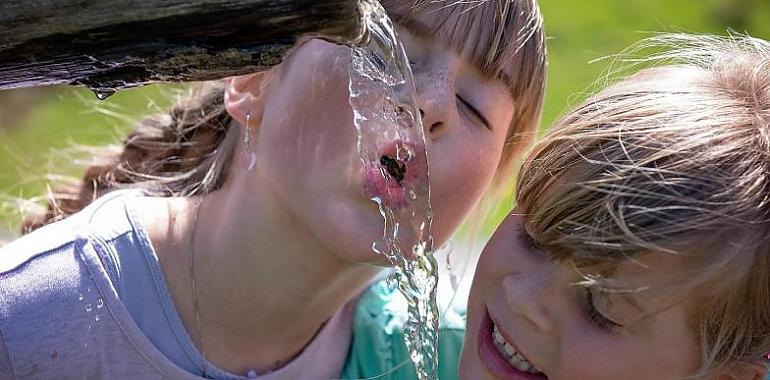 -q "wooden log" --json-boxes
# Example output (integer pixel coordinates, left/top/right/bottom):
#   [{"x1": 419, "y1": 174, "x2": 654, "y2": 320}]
[{"x1": 0, "y1": 0, "x2": 367, "y2": 95}]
